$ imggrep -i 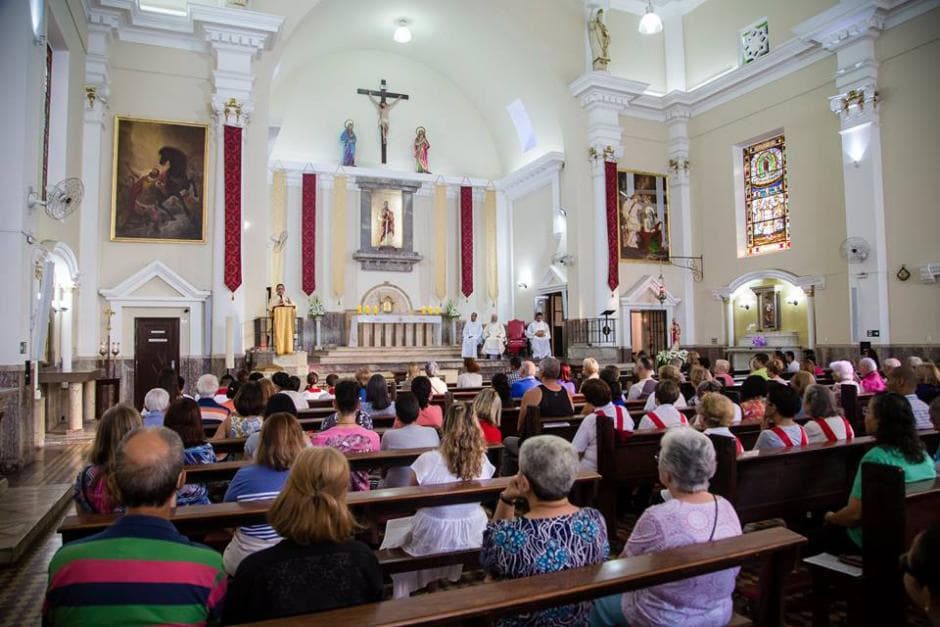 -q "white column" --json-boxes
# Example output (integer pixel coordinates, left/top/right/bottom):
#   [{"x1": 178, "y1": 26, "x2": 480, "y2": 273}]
[
  {"x1": 76, "y1": 14, "x2": 116, "y2": 358},
  {"x1": 662, "y1": 13, "x2": 687, "y2": 94},
  {"x1": 83, "y1": 380, "x2": 95, "y2": 422},
  {"x1": 497, "y1": 192, "x2": 513, "y2": 321},
  {"x1": 67, "y1": 382, "x2": 83, "y2": 431},
  {"x1": 723, "y1": 297, "x2": 735, "y2": 347},
  {"x1": 60, "y1": 287, "x2": 74, "y2": 372},
  {"x1": 804, "y1": 287, "x2": 817, "y2": 350},
  {"x1": 666, "y1": 105, "x2": 695, "y2": 344}
]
